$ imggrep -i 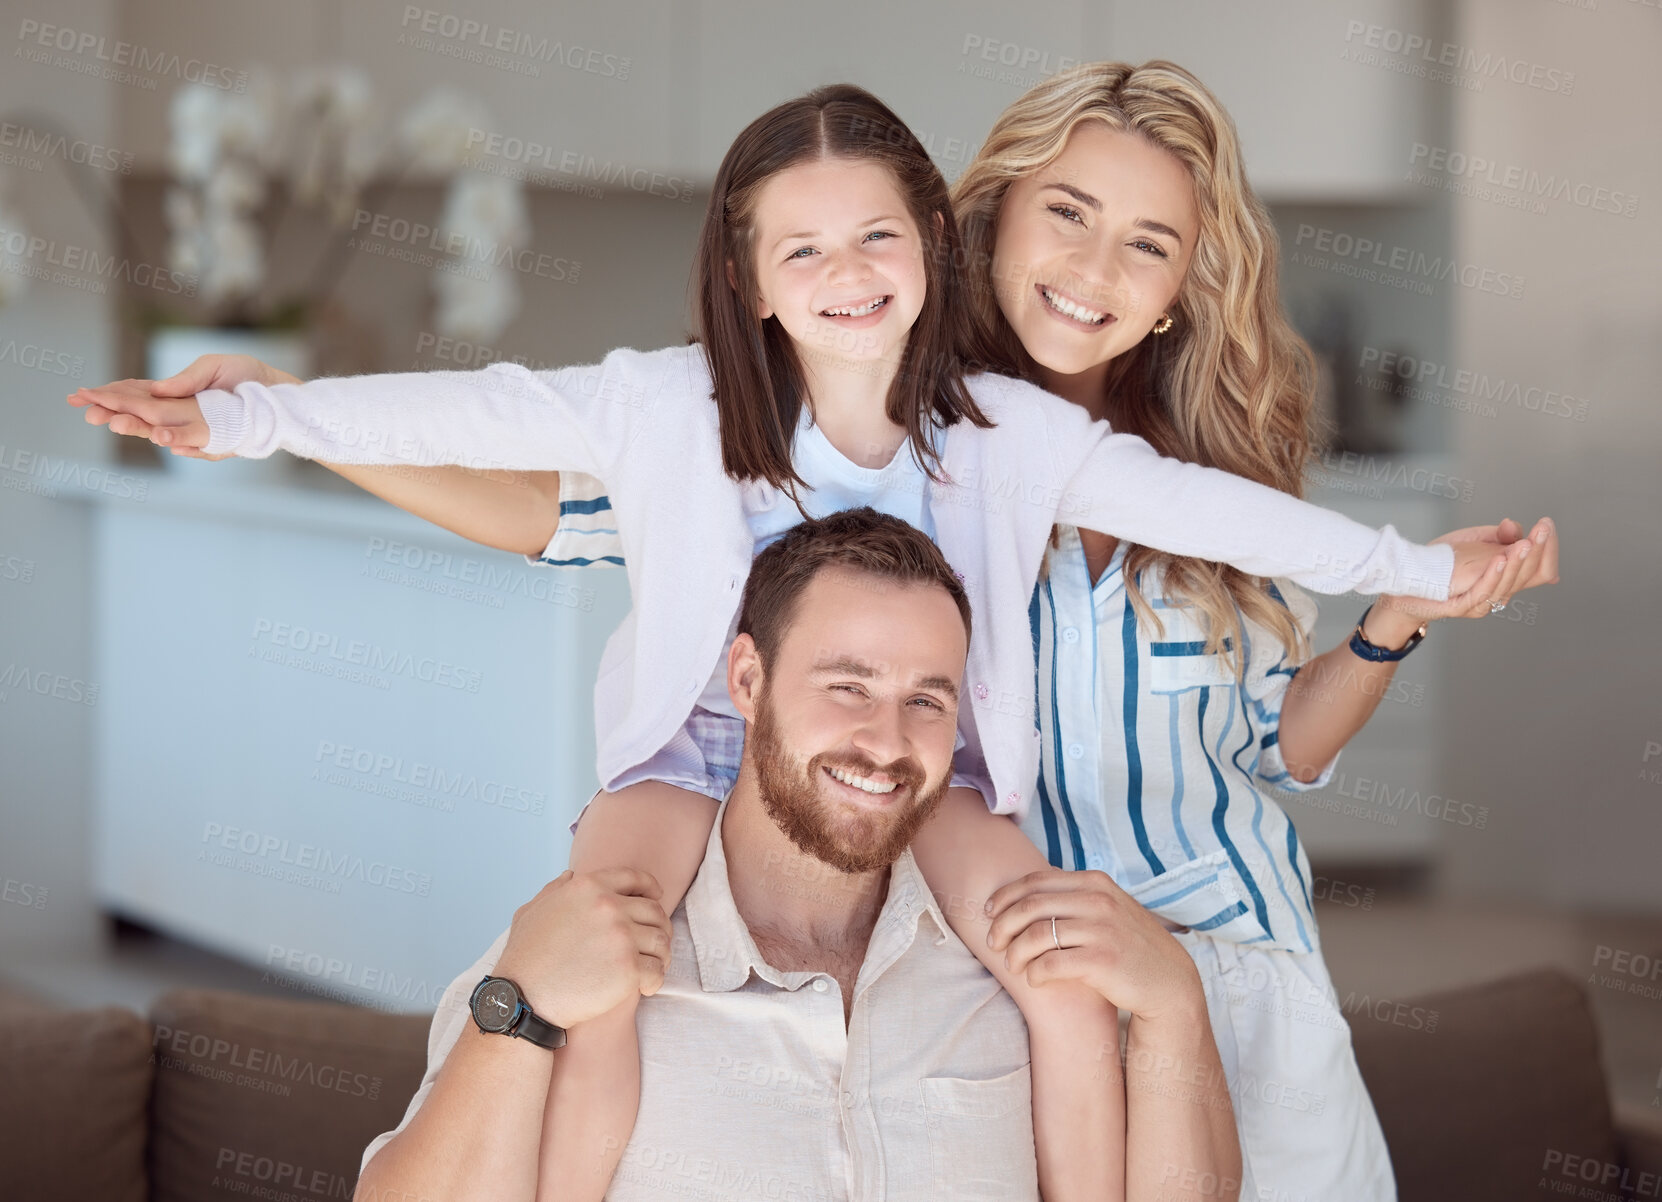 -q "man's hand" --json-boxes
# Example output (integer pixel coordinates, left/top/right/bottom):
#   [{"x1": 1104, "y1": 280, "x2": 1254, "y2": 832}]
[
  {"x1": 491, "y1": 868, "x2": 673, "y2": 1030},
  {"x1": 985, "y1": 867, "x2": 1206, "y2": 1027},
  {"x1": 67, "y1": 354, "x2": 297, "y2": 458}
]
